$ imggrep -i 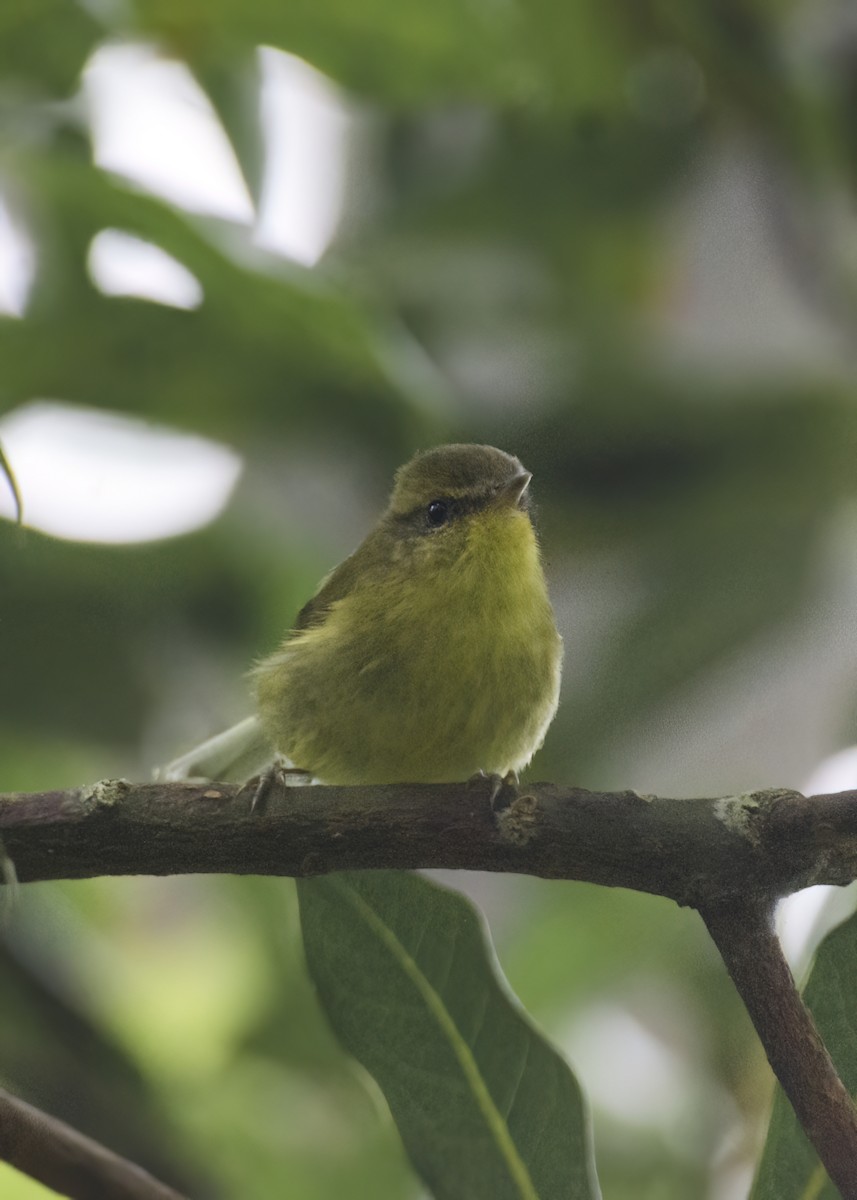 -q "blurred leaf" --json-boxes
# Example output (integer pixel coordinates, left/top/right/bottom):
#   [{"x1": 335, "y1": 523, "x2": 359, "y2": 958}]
[
  {"x1": 750, "y1": 910, "x2": 857, "y2": 1200},
  {"x1": 0, "y1": 0, "x2": 102, "y2": 96},
  {"x1": 526, "y1": 385, "x2": 857, "y2": 778},
  {"x1": 5, "y1": 153, "x2": 438, "y2": 448},
  {"x1": 190, "y1": 49, "x2": 267, "y2": 208},
  {"x1": 174, "y1": 1056, "x2": 414, "y2": 1200},
  {"x1": 0, "y1": 911, "x2": 205, "y2": 1196},
  {"x1": 298, "y1": 871, "x2": 599, "y2": 1200},
  {"x1": 133, "y1": 0, "x2": 529, "y2": 105}
]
